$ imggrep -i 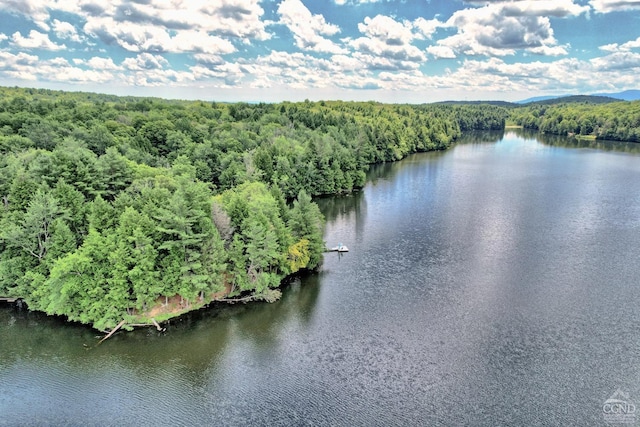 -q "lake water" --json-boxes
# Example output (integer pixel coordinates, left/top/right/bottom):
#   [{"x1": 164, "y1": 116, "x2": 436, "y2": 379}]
[{"x1": 2, "y1": 130, "x2": 640, "y2": 426}]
